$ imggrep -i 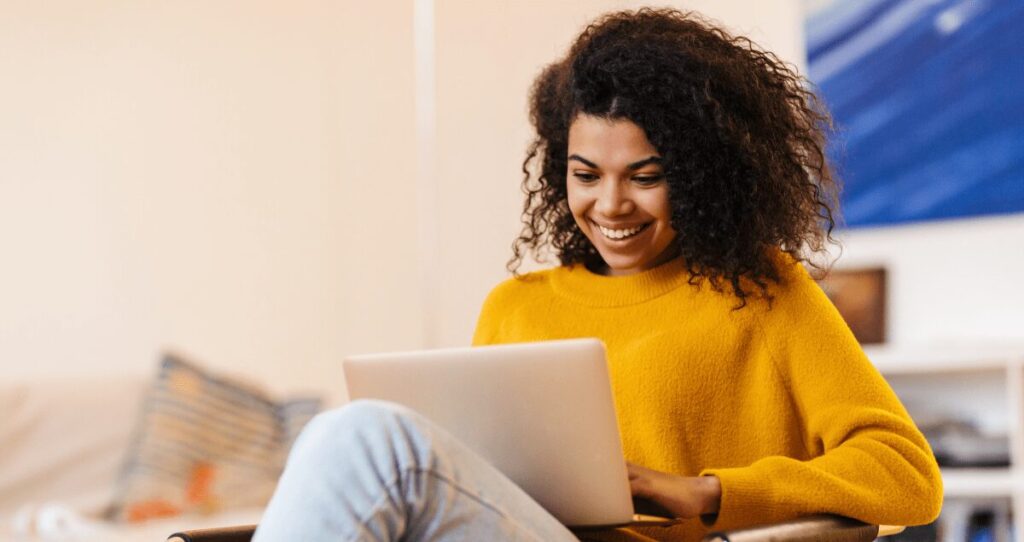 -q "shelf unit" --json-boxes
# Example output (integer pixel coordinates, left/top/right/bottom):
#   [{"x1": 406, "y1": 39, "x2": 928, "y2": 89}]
[
  {"x1": 942, "y1": 467, "x2": 1016, "y2": 499},
  {"x1": 864, "y1": 345, "x2": 1024, "y2": 541}
]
